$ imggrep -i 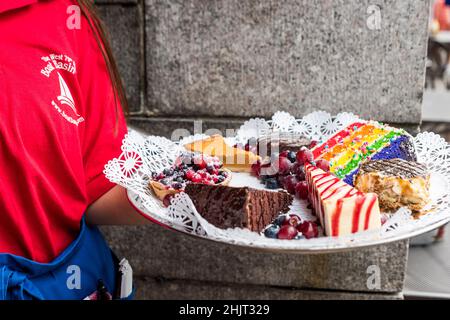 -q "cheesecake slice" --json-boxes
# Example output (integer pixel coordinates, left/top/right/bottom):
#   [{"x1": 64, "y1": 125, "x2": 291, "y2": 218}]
[
  {"x1": 184, "y1": 184, "x2": 293, "y2": 232},
  {"x1": 184, "y1": 135, "x2": 260, "y2": 172},
  {"x1": 305, "y1": 163, "x2": 381, "y2": 237}
]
